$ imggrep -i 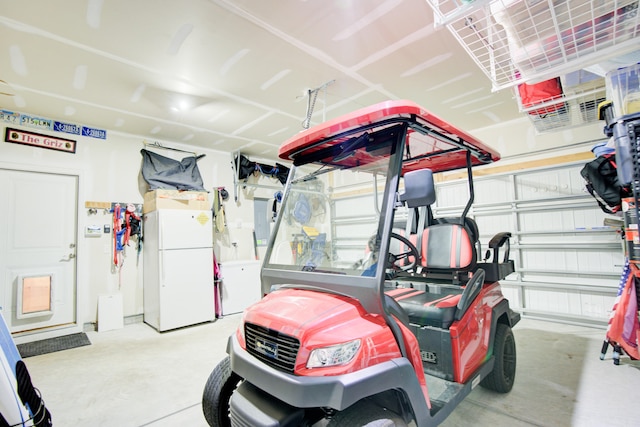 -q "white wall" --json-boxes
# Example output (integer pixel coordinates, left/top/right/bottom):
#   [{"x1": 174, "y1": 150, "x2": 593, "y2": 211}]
[
  {"x1": 0, "y1": 110, "x2": 608, "y2": 328},
  {"x1": 0, "y1": 122, "x2": 283, "y2": 327},
  {"x1": 471, "y1": 116, "x2": 603, "y2": 160}
]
